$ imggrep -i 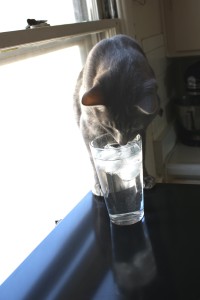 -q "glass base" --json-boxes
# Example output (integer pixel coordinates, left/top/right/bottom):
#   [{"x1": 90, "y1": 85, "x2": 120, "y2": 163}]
[{"x1": 110, "y1": 210, "x2": 144, "y2": 226}]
